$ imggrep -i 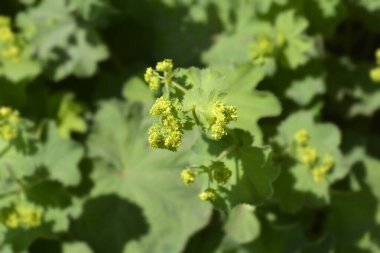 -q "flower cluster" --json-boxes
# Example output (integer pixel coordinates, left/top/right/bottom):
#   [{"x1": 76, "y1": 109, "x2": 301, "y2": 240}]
[
  {"x1": 1, "y1": 204, "x2": 43, "y2": 229},
  {"x1": 249, "y1": 32, "x2": 286, "y2": 64},
  {"x1": 210, "y1": 101, "x2": 238, "y2": 139},
  {"x1": 0, "y1": 106, "x2": 20, "y2": 141},
  {"x1": 0, "y1": 16, "x2": 21, "y2": 64},
  {"x1": 369, "y1": 49, "x2": 380, "y2": 83},
  {"x1": 198, "y1": 188, "x2": 217, "y2": 201},
  {"x1": 144, "y1": 59, "x2": 174, "y2": 91},
  {"x1": 180, "y1": 161, "x2": 232, "y2": 201},
  {"x1": 293, "y1": 129, "x2": 334, "y2": 183},
  {"x1": 145, "y1": 60, "x2": 238, "y2": 151},
  {"x1": 148, "y1": 97, "x2": 183, "y2": 151}
]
